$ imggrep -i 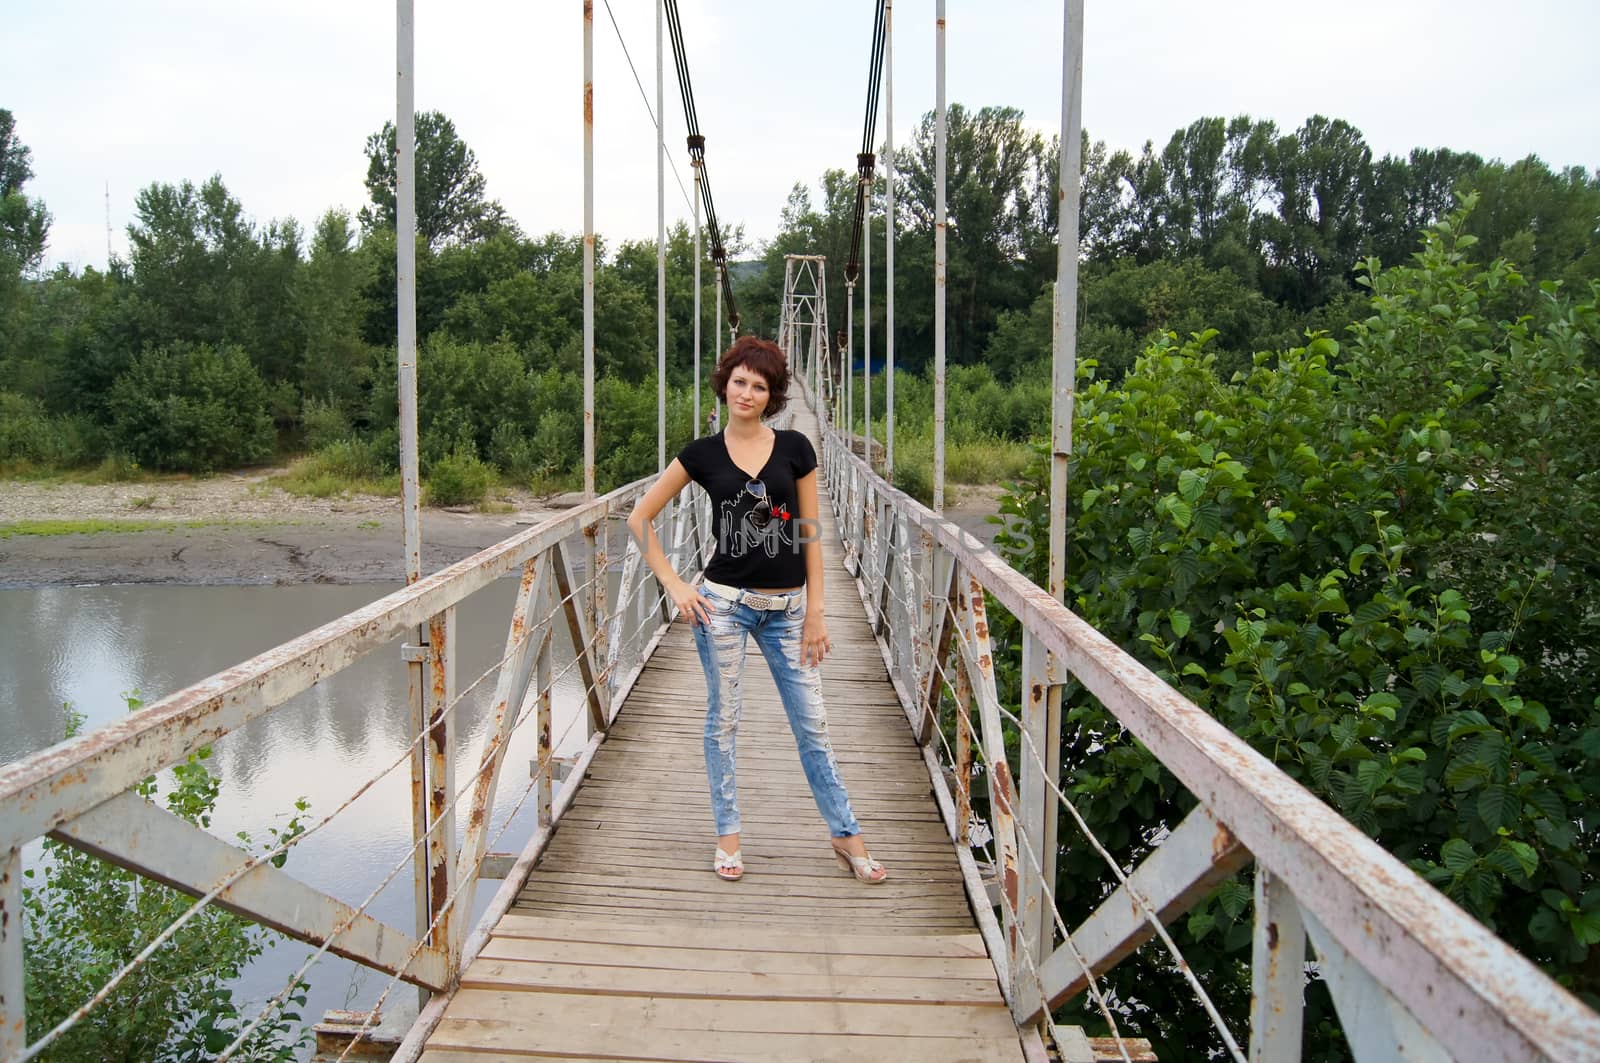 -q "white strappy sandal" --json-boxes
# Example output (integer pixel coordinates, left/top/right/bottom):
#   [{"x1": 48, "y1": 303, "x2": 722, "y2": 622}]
[
  {"x1": 831, "y1": 843, "x2": 887, "y2": 884},
  {"x1": 713, "y1": 847, "x2": 744, "y2": 882}
]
